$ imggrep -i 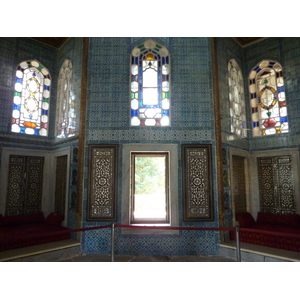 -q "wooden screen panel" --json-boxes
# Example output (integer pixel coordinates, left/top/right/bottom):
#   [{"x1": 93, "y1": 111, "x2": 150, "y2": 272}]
[
  {"x1": 182, "y1": 144, "x2": 214, "y2": 221},
  {"x1": 87, "y1": 144, "x2": 119, "y2": 221},
  {"x1": 24, "y1": 156, "x2": 44, "y2": 214},
  {"x1": 5, "y1": 155, "x2": 27, "y2": 216},
  {"x1": 6, "y1": 155, "x2": 44, "y2": 216},
  {"x1": 257, "y1": 155, "x2": 295, "y2": 214}
]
